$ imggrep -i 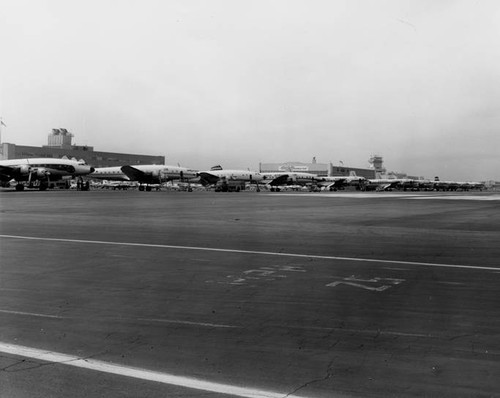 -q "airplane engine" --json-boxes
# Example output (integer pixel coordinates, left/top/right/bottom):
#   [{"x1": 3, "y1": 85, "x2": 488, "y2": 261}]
[
  {"x1": 18, "y1": 165, "x2": 31, "y2": 175},
  {"x1": 33, "y1": 168, "x2": 50, "y2": 178},
  {"x1": 151, "y1": 169, "x2": 163, "y2": 182},
  {"x1": 159, "y1": 170, "x2": 170, "y2": 181}
]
